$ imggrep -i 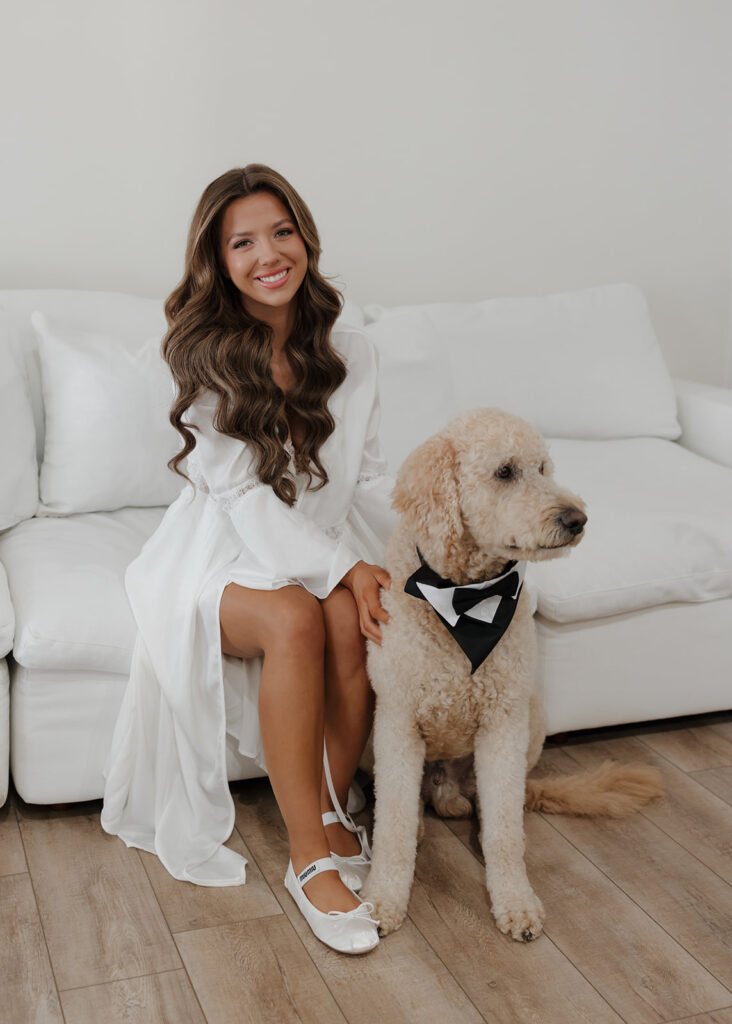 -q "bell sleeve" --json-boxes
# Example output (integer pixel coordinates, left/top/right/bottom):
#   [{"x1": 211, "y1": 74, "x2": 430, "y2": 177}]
[
  {"x1": 347, "y1": 345, "x2": 399, "y2": 560},
  {"x1": 185, "y1": 399, "x2": 360, "y2": 600}
]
